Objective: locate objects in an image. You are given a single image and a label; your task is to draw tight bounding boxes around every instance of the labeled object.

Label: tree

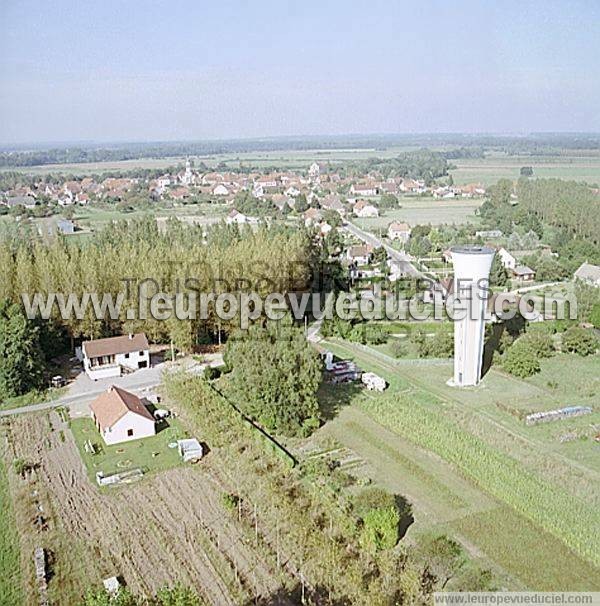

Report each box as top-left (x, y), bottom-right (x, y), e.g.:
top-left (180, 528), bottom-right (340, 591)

top-left (371, 246), bottom-right (387, 264)
top-left (0, 301), bottom-right (45, 398)
top-left (321, 209), bottom-right (342, 228)
top-left (520, 166), bottom-right (534, 177)
top-left (489, 255), bottom-right (508, 287)
top-left (488, 178), bottom-right (513, 207)
top-left (167, 317), bottom-right (196, 355)
top-left (224, 320), bottom-right (322, 436)
top-left (590, 303), bottom-right (600, 329)
top-left (561, 327), bottom-right (598, 356)
top-left (417, 534), bottom-right (467, 590)
top-left (294, 193), bottom-right (308, 213)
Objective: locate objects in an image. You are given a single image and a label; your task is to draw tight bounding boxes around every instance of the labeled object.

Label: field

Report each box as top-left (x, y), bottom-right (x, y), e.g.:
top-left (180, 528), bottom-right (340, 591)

top-left (354, 197), bottom-right (483, 230)
top-left (0, 454), bottom-right (22, 605)
top-left (450, 153), bottom-right (600, 186)
top-left (0, 146), bottom-right (422, 175)
top-left (318, 339), bottom-right (600, 589)
top-left (0, 410), bottom-right (291, 605)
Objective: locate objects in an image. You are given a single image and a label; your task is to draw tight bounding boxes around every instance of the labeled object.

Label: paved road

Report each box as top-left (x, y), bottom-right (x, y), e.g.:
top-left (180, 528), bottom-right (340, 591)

top-left (342, 220), bottom-right (425, 279)
top-left (0, 374), bottom-right (162, 418)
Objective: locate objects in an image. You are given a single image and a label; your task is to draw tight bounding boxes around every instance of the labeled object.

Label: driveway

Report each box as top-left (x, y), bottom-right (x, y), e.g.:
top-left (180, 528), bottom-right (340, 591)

top-left (66, 362), bottom-right (164, 396)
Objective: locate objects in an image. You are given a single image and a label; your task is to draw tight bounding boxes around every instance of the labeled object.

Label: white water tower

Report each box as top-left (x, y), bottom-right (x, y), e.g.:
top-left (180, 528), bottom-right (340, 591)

top-left (449, 246), bottom-right (495, 387)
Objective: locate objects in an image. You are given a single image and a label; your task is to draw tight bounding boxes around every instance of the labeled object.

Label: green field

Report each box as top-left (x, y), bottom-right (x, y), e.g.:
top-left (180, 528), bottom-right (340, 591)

top-left (70, 417), bottom-right (189, 483)
top-left (318, 339), bottom-right (600, 589)
top-left (354, 197), bottom-right (483, 230)
top-left (0, 457), bottom-right (22, 605)
top-left (451, 154), bottom-right (600, 186)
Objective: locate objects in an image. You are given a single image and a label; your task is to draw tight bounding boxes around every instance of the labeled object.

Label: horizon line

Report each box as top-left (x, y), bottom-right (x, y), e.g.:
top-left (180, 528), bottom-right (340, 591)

top-left (3, 131), bottom-right (600, 152)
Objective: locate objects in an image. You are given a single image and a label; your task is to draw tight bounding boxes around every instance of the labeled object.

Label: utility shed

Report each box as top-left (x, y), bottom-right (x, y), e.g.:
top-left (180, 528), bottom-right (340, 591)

top-left (177, 439), bottom-right (203, 462)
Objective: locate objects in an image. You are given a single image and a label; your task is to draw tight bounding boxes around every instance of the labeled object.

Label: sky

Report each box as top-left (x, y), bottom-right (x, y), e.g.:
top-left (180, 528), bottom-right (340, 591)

top-left (1, 0), bottom-right (599, 145)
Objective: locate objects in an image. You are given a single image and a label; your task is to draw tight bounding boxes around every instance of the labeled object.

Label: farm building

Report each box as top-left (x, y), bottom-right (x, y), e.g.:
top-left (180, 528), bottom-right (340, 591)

top-left (90, 385), bottom-right (156, 445)
top-left (511, 265), bottom-right (536, 281)
top-left (574, 262), bottom-right (600, 288)
top-left (81, 333), bottom-right (150, 380)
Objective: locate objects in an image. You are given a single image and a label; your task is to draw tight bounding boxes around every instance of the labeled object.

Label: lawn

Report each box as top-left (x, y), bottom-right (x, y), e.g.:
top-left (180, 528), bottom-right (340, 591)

top-left (70, 417), bottom-right (189, 483)
top-left (0, 456), bottom-right (22, 605)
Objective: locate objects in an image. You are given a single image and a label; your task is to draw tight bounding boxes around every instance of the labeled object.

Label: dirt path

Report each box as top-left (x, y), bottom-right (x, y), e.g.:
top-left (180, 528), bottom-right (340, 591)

top-left (2, 412), bottom-right (289, 605)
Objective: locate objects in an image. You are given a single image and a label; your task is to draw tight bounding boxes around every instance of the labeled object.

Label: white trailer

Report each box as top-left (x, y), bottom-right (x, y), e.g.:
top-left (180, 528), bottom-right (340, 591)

top-left (361, 372), bottom-right (387, 392)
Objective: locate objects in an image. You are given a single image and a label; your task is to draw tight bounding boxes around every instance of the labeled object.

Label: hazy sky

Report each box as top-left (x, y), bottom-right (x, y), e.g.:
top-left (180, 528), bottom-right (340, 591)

top-left (1, 0), bottom-right (599, 144)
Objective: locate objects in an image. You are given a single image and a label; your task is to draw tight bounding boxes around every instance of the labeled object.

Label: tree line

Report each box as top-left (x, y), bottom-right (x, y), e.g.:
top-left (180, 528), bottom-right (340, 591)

top-left (517, 178), bottom-right (600, 245)
top-left (0, 218), bottom-right (318, 398)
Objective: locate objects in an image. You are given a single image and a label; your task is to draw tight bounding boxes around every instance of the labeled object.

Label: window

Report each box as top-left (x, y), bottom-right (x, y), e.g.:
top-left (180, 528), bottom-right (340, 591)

top-left (124, 353), bottom-right (129, 359)
top-left (139, 351), bottom-right (144, 356)
top-left (127, 429), bottom-right (133, 437)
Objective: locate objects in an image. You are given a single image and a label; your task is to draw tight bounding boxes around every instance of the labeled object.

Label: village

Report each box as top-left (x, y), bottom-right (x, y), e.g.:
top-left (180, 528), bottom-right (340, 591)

top-left (2, 0), bottom-right (600, 601)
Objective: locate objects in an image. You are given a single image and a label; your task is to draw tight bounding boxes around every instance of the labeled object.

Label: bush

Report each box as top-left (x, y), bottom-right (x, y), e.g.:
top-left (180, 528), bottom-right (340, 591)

top-left (221, 493), bottom-right (240, 511)
top-left (561, 327), bottom-right (598, 356)
top-left (203, 366), bottom-right (221, 381)
top-left (391, 339), bottom-right (408, 358)
top-left (502, 341), bottom-right (541, 377)
top-left (353, 487), bottom-right (404, 552)
top-left (521, 331), bottom-right (555, 359)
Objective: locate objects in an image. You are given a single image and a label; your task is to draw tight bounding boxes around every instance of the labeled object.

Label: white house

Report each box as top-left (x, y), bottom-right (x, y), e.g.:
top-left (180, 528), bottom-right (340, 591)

top-left (226, 208), bottom-right (248, 225)
top-left (353, 200), bottom-right (379, 218)
top-left (347, 245), bottom-right (372, 266)
top-left (285, 185), bottom-right (301, 197)
top-left (387, 221), bottom-right (411, 243)
top-left (574, 262), bottom-right (600, 288)
top-left (399, 178), bottom-right (426, 193)
top-left (90, 385), bottom-right (156, 445)
top-left (212, 184), bottom-right (230, 196)
top-left (350, 183), bottom-right (378, 197)
top-left (497, 247), bottom-right (517, 270)
top-left (303, 207), bottom-right (322, 226)
top-left (81, 333), bottom-right (150, 380)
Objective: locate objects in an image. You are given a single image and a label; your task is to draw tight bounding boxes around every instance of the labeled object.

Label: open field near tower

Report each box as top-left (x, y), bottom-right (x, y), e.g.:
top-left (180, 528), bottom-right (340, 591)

top-left (318, 339), bottom-right (600, 590)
